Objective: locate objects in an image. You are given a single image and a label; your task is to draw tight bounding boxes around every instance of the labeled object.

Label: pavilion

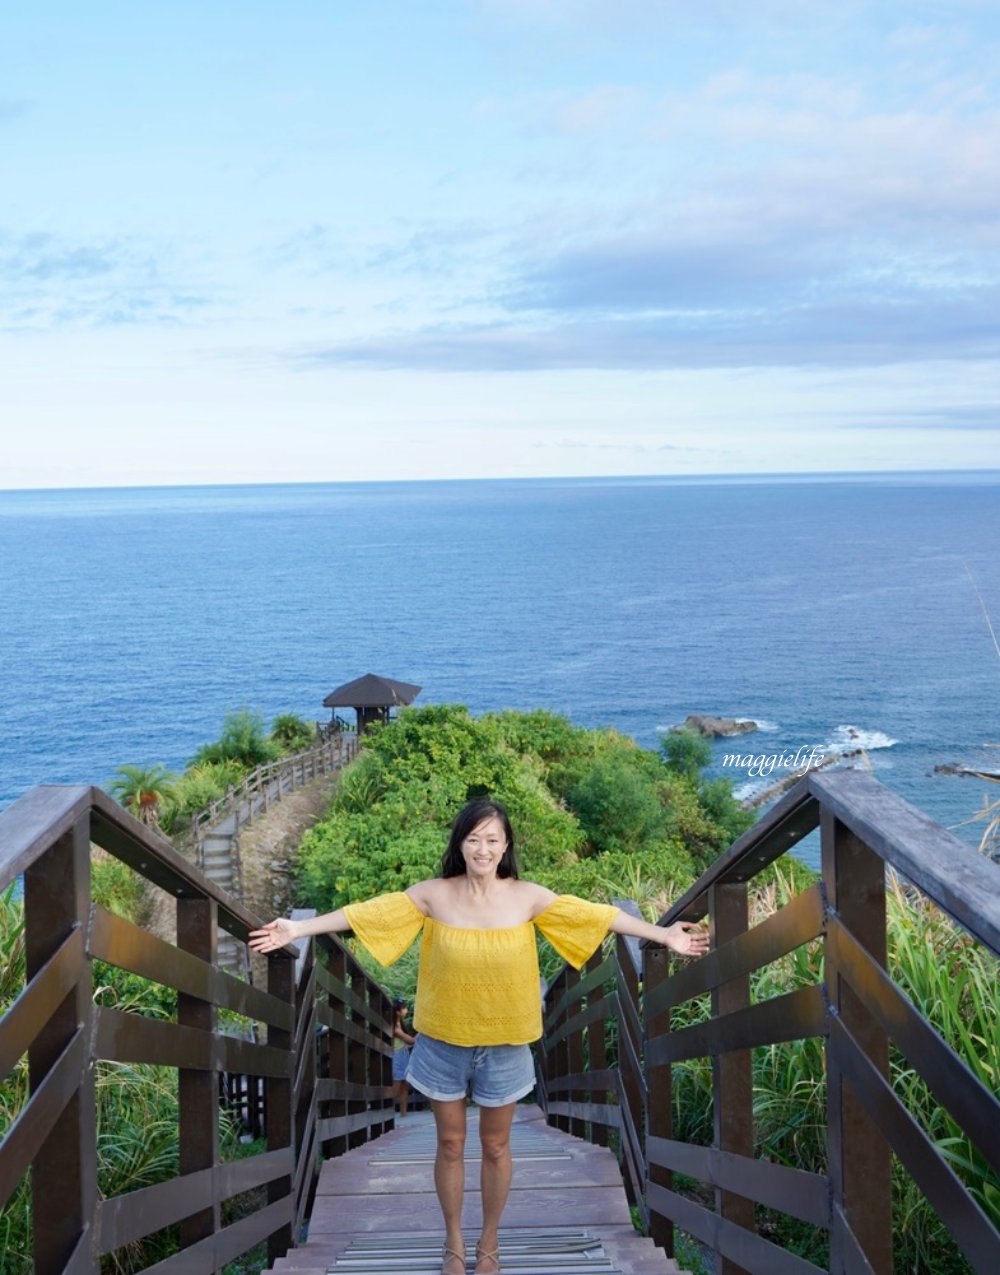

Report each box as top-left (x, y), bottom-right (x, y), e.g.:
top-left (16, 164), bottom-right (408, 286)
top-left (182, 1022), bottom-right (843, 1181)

top-left (322, 673), bottom-right (422, 736)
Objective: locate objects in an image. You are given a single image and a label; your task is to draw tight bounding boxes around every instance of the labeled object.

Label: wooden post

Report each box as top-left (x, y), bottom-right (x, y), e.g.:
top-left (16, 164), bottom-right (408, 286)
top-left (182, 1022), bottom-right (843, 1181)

top-left (565, 966), bottom-right (585, 1139)
top-left (822, 809), bottom-right (892, 1275)
top-left (266, 951), bottom-right (296, 1264)
top-left (325, 945), bottom-right (349, 1158)
top-left (24, 814), bottom-right (97, 1275)
top-left (347, 967), bottom-right (367, 1149)
top-left (586, 951), bottom-right (610, 1147)
top-left (709, 881), bottom-right (754, 1275)
top-left (616, 932), bottom-right (645, 1217)
top-left (177, 895), bottom-right (220, 1249)
top-left (370, 988), bottom-right (392, 1136)
top-left (644, 945), bottom-right (674, 1257)
top-left (539, 981), bottom-right (553, 1124)
top-left (553, 973), bottom-right (571, 1134)
top-left (294, 936), bottom-right (316, 1210)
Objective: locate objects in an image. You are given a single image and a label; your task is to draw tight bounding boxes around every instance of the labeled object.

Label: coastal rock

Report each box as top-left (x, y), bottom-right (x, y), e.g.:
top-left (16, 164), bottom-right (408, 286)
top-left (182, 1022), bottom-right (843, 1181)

top-left (681, 714), bottom-right (759, 738)
top-left (934, 762), bottom-right (1000, 780)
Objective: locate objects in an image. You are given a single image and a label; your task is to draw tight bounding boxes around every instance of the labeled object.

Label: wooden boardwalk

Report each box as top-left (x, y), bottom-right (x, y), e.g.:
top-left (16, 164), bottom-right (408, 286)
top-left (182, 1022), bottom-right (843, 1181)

top-left (266, 1105), bottom-right (686, 1274)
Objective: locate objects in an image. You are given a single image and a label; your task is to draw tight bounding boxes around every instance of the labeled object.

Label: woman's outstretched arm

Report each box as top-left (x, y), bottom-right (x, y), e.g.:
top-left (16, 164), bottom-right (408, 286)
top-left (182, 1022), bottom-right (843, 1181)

top-left (249, 883), bottom-right (433, 956)
top-left (248, 909), bottom-right (351, 953)
top-left (610, 909), bottom-right (709, 957)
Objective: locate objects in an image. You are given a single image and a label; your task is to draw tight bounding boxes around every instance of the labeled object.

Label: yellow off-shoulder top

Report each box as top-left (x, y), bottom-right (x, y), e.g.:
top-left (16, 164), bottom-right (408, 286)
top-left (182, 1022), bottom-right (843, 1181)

top-left (342, 892), bottom-right (618, 1046)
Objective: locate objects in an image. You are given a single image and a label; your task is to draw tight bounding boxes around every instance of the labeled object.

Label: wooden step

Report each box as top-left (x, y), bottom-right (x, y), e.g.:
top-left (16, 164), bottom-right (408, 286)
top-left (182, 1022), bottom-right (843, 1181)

top-left (285, 1226), bottom-right (682, 1273)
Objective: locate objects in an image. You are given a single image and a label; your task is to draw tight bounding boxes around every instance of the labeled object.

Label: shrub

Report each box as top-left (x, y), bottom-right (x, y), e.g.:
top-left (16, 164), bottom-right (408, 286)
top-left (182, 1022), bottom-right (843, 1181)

top-left (660, 728), bottom-right (713, 779)
top-left (160, 761), bottom-right (245, 833)
top-left (270, 712), bottom-right (316, 754)
top-left (566, 755), bottom-right (668, 856)
top-left (190, 707), bottom-right (280, 770)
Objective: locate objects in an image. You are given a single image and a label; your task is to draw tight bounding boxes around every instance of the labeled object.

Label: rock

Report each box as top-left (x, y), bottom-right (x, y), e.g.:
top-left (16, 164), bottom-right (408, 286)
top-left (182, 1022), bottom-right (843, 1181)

top-left (680, 714), bottom-right (759, 738)
top-left (934, 763), bottom-right (1000, 780)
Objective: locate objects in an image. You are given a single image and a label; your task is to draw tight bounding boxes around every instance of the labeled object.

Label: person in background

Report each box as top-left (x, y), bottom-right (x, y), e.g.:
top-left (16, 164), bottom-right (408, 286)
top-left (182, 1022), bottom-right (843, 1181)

top-left (250, 797), bottom-right (708, 1275)
top-left (391, 996), bottom-right (416, 1116)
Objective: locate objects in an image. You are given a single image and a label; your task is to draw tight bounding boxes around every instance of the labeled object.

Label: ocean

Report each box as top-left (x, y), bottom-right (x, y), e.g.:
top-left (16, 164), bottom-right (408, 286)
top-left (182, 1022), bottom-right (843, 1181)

top-left (2, 473), bottom-right (999, 871)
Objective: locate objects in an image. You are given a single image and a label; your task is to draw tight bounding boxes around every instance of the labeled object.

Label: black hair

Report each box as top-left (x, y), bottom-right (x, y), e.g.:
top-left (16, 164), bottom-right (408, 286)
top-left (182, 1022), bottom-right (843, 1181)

top-left (439, 798), bottom-right (519, 880)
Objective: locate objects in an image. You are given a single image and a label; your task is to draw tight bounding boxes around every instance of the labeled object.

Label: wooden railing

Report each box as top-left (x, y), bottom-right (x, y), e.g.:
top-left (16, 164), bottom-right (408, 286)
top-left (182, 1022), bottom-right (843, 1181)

top-left (538, 768), bottom-right (1000, 1275)
top-left (0, 784), bottom-right (392, 1275)
top-left (190, 734), bottom-right (358, 866)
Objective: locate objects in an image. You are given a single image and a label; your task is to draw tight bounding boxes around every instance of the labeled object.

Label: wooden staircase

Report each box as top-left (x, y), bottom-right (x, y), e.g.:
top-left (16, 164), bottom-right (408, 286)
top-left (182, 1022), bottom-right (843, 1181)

top-left (265, 1106), bottom-right (688, 1275)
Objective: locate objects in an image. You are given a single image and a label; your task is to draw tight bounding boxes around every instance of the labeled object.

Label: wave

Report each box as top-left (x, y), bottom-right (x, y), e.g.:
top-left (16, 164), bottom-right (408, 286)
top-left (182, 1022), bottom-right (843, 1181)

top-left (828, 725), bottom-right (899, 752)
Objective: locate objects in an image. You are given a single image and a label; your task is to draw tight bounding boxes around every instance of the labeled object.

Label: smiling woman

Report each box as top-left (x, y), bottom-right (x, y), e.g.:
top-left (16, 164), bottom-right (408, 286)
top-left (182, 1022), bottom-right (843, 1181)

top-left (250, 796), bottom-right (708, 1275)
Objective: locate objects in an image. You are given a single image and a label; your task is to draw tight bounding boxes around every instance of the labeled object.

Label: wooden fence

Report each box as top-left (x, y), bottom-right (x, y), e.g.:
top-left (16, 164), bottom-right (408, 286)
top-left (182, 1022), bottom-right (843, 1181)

top-left (538, 767), bottom-right (1000, 1275)
top-left (0, 784), bottom-right (391, 1275)
top-left (5, 765), bottom-right (999, 1274)
top-left (191, 734), bottom-right (359, 867)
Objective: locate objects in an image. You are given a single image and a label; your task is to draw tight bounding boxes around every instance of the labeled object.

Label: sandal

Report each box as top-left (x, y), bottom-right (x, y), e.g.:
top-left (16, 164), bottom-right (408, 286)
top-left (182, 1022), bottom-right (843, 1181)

top-left (442, 1243), bottom-right (466, 1274)
top-left (474, 1242), bottom-right (501, 1274)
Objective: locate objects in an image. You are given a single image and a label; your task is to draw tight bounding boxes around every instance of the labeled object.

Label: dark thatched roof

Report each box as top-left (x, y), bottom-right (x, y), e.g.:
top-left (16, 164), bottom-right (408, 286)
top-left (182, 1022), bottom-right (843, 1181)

top-left (323, 674), bottom-right (422, 709)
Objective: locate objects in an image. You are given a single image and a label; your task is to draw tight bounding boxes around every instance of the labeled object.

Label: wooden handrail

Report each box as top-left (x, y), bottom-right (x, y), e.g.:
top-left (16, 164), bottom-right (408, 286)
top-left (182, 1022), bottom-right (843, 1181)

top-left (538, 768), bottom-right (1000, 1275)
top-left (189, 735), bottom-right (359, 853)
top-left (655, 769), bottom-right (1000, 952)
top-left (0, 782), bottom-right (394, 1275)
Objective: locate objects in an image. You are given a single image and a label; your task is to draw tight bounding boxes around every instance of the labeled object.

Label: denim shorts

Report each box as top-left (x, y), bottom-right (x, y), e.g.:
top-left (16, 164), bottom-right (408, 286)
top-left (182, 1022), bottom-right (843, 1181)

top-left (406, 1033), bottom-right (535, 1107)
top-left (391, 1046), bottom-right (411, 1081)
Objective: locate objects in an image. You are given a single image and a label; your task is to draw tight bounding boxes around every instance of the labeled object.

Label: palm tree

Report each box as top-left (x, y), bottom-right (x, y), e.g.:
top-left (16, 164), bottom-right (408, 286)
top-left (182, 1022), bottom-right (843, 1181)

top-left (109, 763), bottom-right (177, 830)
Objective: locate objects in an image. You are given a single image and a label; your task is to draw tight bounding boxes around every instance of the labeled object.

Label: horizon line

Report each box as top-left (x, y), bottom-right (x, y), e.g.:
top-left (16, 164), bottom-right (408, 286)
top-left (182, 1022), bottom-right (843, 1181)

top-left (4, 465), bottom-right (1000, 497)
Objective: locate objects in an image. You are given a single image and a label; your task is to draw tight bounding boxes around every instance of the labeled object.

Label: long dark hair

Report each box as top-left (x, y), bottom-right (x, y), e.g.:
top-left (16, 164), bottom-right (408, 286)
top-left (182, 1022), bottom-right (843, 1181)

top-left (439, 798), bottom-right (519, 879)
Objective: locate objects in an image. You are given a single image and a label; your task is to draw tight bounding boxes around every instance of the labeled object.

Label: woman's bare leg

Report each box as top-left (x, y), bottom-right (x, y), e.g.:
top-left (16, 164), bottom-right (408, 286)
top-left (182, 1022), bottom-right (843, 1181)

top-left (431, 1098), bottom-right (467, 1274)
top-left (475, 1102), bottom-right (516, 1273)
top-left (393, 1080), bottom-right (409, 1116)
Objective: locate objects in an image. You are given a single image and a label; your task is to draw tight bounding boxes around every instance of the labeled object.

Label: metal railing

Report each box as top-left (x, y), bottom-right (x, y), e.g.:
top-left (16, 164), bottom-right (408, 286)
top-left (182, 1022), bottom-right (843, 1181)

top-left (0, 784), bottom-right (392, 1275)
top-left (538, 768), bottom-right (1000, 1275)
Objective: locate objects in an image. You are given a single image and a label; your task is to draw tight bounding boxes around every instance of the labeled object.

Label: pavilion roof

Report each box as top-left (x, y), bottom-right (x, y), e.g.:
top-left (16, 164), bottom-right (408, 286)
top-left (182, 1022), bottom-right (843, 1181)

top-left (323, 673), bottom-right (422, 709)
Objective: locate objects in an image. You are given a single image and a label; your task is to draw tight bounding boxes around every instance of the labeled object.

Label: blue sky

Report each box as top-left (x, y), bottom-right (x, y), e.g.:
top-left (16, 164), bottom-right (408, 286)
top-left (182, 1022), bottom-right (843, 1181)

top-left (2, 1), bottom-right (999, 486)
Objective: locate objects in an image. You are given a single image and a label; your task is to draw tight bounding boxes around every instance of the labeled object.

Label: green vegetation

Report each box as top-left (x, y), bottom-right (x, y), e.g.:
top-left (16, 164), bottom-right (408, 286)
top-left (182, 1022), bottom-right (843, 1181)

top-left (0, 845), bottom-right (275, 1273)
top-left (108, 762), bottom-right (177, 829)
top-left (190, 707), bottom-right (281, 770)
top-left (0, 864), bottom-right (243, 1274)
top-left (296, 706), bottom-right (751, 988)
top-left (296, 704), bottom-right (997, 1273)
top-left (108, 707), bottom-right (321, 836)
top-left (7, 703), bottom-right (995, 1275)
top-left (270, 711), bottom-right (319, 753)
top-left (667, 868), bottom-right (999, 1274)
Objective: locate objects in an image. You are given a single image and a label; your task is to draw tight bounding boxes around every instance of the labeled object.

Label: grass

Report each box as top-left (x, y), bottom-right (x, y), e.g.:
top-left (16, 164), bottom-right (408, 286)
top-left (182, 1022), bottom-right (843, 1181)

top-left (0, 868), bottom-right (265, 1275)
top-left (658, 866), bottom-right (999, 1275)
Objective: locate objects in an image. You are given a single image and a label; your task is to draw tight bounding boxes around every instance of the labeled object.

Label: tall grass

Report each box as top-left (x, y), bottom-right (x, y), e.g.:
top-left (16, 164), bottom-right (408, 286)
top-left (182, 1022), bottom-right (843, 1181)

top-left (656, 864), bottom-right (1000, 1274)
top-left (0, 870), bottom-right (245, 1274)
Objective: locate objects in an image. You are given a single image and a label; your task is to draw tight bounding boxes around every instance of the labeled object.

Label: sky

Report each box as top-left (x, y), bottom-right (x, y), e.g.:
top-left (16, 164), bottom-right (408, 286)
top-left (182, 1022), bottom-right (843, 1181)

top-left (2, 0), bottom-right (999, 487)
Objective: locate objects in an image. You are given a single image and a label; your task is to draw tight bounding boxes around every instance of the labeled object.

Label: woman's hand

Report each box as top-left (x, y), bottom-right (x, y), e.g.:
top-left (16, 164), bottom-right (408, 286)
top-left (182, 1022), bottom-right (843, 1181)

top-left (248, 917), bottom-right (299, 953)
top-left (610, 908), bottom-right (710, 957)
top-left (659, 921), bottom-right (710, 957)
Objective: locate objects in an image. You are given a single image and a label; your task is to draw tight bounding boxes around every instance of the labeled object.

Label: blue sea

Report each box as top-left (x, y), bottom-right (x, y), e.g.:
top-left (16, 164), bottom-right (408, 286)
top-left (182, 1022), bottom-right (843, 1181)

top-left (2, 473), bottom-right (999, 871)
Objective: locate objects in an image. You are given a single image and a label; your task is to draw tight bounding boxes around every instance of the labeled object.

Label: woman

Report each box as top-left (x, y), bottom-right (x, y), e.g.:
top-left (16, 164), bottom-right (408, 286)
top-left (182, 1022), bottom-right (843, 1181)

top-left (391, 997), bottom-right (416, 1116)
top-left (250, 798), bottom-right (708, 1275)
